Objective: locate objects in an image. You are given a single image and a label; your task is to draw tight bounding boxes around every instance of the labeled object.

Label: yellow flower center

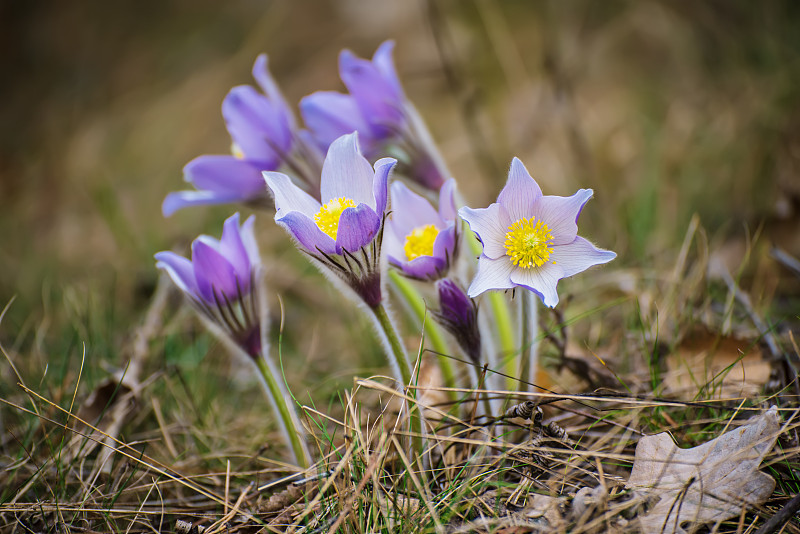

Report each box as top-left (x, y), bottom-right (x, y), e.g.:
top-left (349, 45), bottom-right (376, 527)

top-left (504, 217), bottom-right (554, 268)
top-left (403, 224), bottom-right (439, 261)
top-left (314, 197), bottom-right (357, 240)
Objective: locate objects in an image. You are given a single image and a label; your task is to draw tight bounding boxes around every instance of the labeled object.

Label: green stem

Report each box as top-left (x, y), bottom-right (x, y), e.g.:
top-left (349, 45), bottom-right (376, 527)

top-left (518, 289), bottom-right (539, 392)
top-left (369, 301), bottom-right (425, 460)
top-left (388, 270), bottom-right (456, 390)
top-left (254, 355), bottom-right (311, 469)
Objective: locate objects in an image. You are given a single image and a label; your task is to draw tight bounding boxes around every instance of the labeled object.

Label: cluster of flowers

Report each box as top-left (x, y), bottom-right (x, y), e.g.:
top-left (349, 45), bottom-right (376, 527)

top-left (155, 41), bottom-right (615, 467)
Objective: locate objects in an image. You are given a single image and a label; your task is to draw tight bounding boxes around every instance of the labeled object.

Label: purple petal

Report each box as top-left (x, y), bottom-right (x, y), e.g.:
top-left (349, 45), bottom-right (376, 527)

top-left (263, 171), bottom-right (321, 219)
top-left (251, 53), bottom-right (295, 129)
top-left (277, 211), bottom-right (337, 255)
top-left (438, 178), bottom-right (457, 222)
top-left (155, 251), bottom-right (199, 297)
top-left (300, 91), bottom-right (370, 150)
top-left (390, 181), bottom-right (441, 238)
top-left (219, 213), bottom-right (253, 284)
top-left (183, 155), bottom-right (267, 197)
top-left (397, 254), bottom-right (444, 280)
top-left (191, 239), bottom-right (240, 303)
top-left (162, 190), bottom-right (244, 217)
top-left (335, 204), bottom-right (381, 253)
top-left (550, 236), bottom-right (616, 278)
top-left (497, 157), bottom-right (543, 223)
top-left (238, 214), bottom-right (260, 263)
top-left (467, 255), bottom-right (516, 298)
top-left (223, 86), bottom-right (290, 165)
top-left (373, 157), bottom-right (396, 216)
top-left (432, 224), bottom-right (456, 262)
top-left (458, 204), bottom-right (508, 260)
top-left (509, 262), bottom-right (564, 308)
top-left (530, 189), bottom-right (593, 245)
top-left (371, 41), bottom-right (404, 99)
top-left (320, 133), bottom-right (374, 207)
top-left (339, 48), bottom-right (405, 137)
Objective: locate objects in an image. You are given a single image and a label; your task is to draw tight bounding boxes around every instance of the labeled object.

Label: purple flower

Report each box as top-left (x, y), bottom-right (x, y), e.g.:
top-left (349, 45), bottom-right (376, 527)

top-left (155, 213), bottom-right (263, 358)
top-left (458, 158), bottom-right (616, 307)
top-left (164, 55), bottom-right (319, 217)
top-left (433, 278), bottom-right (482, 365)
top-left (264, 132), bottom-right (396, 307)
top-left (384, 179), bottom-right (458, 281)
top-left (300, 41), bottom-right (447, 191)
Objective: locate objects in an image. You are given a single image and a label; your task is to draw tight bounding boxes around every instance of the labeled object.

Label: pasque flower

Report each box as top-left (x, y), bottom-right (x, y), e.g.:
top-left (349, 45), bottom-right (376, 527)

top-left (155, 212), bottom-right (263, 357)
top-left (459, 158), bottom-right (616, 307)
top-left (300, 41), bottom-right (447, 191)
top-left (164, 55), bottom-right (321, 216)
top-left (264, 132), bottom-right (396, 308)
top-left (385, 179), bottom-right (458, 281)
top-left (433, 278), bottom-right (482, 365)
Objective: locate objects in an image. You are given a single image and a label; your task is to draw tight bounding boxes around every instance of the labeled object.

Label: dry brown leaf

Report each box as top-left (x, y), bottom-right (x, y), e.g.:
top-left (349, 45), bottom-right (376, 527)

top-left (664, 328), bottom-right (771, 397)
top-left (626, 406), bottom-right (779, 534)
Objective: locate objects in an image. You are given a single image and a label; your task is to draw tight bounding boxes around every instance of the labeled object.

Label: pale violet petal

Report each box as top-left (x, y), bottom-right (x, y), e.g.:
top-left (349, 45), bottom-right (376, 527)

top-left (531, 189), bottom-right (593, 245)
top-left (467, 255), bottom-right (516, 298)
top-left (320, 133), bottom-right (374, 207)
top-left (162, 190), bottom-right (242, 217)
top-left (335, 204), bottom-right (381, 253)
top-left (509, 262), bottom-right (564, 308)
top-left (277, 211), bottom-right (337, 255)
top-left (373, 157), bottom-right (396, 216)
top-left (263, 171), bottom-right (321, 219)
top-left (238, 215), bottom-right (260, 265)
top-left (390, 180), bottom-right (441, 238)
top-left (497, 157), bottom-right (543, 223)
top-left (191, 239), bottom-right (239, 303)
top-left (550, 236), bottom-right (616, 278)
top-left (438, 178), bottom-right (457, 222)
top-left (458, 204), bottom-right (507, 260)
top-left (154, 251), bottom-right (198, 297)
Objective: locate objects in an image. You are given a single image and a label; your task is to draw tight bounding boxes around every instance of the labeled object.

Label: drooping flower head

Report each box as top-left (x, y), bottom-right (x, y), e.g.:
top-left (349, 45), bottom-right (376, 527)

top-left (264, 132), bottom-right (396, 308)
top-left (300, 41), bottom-right (447, 191)
top-left (458, 158), bottom-right (616, 307)
top-left (433, 278), bottom-right (482, 365)
top-left (385, 179), bottom-right (459, 281)
top-left (155, 213), bottom-right (264, 358)
top-left (164, 55), bottom-right (322, 217)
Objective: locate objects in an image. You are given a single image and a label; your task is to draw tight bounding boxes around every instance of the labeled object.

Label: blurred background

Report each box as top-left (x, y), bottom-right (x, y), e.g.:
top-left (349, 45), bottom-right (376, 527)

top-left (2, 0), bottom-right (800, 401)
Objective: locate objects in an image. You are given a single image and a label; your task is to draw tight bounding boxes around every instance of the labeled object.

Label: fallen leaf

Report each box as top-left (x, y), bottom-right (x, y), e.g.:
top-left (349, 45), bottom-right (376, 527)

top-left (664, 328), bottom-right (771, 397)
top-left (626, 406), bottom-right (779, 534)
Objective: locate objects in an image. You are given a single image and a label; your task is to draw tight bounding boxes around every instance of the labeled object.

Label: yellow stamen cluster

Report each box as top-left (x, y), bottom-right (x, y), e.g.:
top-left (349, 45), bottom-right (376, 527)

top-left (504, 217), bottom-right (554, 268)
top-left (403, 224), bottom-right (439, 261)
top-left (314, 197), bottom-right (357, 240)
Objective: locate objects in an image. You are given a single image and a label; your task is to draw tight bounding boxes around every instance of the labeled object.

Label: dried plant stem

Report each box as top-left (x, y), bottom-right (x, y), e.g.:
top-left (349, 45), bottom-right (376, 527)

top-left (253, 354), bottom-right (311, 469)
top-left (518, 289), bottom-right (539, 391)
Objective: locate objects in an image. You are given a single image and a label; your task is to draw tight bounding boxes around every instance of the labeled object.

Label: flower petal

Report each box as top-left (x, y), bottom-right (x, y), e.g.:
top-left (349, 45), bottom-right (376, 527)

top-left (458, 203), bottom-right (508, 259)
top-left (531, 189), bottom-right (593, 245)
top-left (154, 251), bottom-right (199, 297)
top-left (432, 224), bottom-right (456, 262)
top-left (191, 238), bottom-right (240, 303)
top-left (438, 178), bottom-right (458, 222)
top-left (390, 181), bottom-right (441, 238)
top-left (373, 157), bottom-right (396, 216)
top-left (396, 254), bottom-right (444, 280)
top-left (300, 91), bottom-right (370, 151)
top-left (372, 41), bottom-right (404, 99)
top-left (218, 213), bottom-right (253, 286)
top-left (320, 133), bottom-right (375, 207)
top-left (183, 155), bottom-right (267, 196)
top-left (162, 190), bottom-right (244, 217)
top-left (509, 262), bottom-right (564, 308)
top-left (467, 255), bottom-right (516, 298)
top-left (277, 211), bottom-right (337, 255)
top-left (550, 236), bottom-right (616, 278)
top-left (497, 157), bottom-right (543, 223)
top-left (263, 171), bottom-right (321, 219)
top-left (335, 204), bottom-right (380, 253)
top-left (238, 214), bottom-right (260, 263)
top-left (251, 53), bottom-right (295, 129)
top-left (223, 85), bottom-right (289, 165)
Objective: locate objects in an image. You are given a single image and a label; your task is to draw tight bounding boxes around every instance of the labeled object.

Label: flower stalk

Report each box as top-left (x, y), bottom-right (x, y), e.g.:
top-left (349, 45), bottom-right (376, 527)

top-left (519, 289), bottom-right (539, 392)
